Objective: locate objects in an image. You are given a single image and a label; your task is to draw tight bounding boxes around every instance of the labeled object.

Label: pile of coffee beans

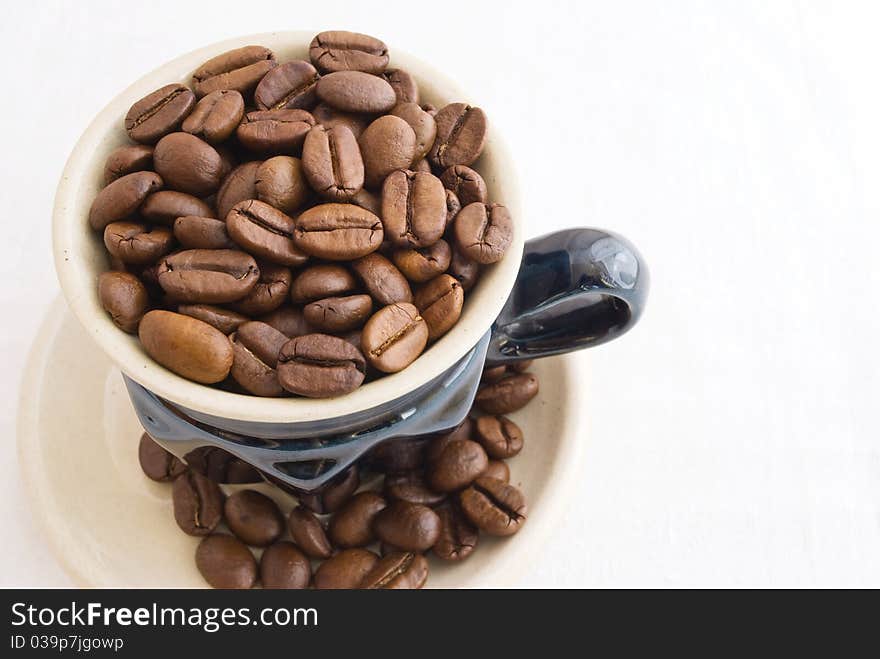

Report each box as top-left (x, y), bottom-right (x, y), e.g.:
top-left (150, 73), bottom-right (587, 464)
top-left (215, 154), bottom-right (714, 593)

top-left (92, 30), bottom-right (513, 398)
top-left (139, 360), bottom-right (538, 588)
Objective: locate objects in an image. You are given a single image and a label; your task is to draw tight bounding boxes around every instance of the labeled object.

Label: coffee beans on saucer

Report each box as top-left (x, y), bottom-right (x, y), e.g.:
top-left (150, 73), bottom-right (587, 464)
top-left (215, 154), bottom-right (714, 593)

top-left (90, 30), bottom-right (513, 399)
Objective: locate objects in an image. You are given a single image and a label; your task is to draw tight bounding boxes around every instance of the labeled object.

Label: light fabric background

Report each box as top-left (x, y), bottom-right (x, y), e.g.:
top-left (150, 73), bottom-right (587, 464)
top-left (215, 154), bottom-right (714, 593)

top-left (2, 0), bottom-right (878, 587)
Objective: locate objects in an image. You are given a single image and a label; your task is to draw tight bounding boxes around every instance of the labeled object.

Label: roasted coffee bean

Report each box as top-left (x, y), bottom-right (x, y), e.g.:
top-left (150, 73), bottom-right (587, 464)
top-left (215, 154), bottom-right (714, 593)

top-left (298, 466), bottom-right (360, 514)
top-left (172, 470), bottom-right (224, 536)
top-left (183, 447), bottom-right (260, 484)
top-left (157, 249), bottom-right (259, 304)
top-left (141, 190), bottom-right (214, 225)
top-left (260, 541), bottom-right (311, 589)
top-left (125, 84), bottom-right (196, 144)
top-left (422, 103), bottom-right (438, 116)
top-left (433, 503), bottom-right (478, 561)
top-left (361, 303), bottom-right (428, 373)
top-left (302, 125), bottom-right (364, 201)
top-left (177, 304), bottom-right (249, 335)
top-left (453, 202), bottom-right (513, 264)
top-left (290, 264), bottom-right (357, 303)
top-left (359, 551), bottom-right (428, 589)
top-left (509, 359), bottom-right (534, 373)
top-left (314, 548), bottom-right (379, 589)
top-left (384, 471), bottom-right (446, 507)
top-left (484, 459), bottom-right (510, 483)
top-left (370, 437), bottom-right (430, 474)
top-left (255, 156), bottom-right (310, 215)
top-left (475, 372), bottom-right (539, 414)
top-left (304, 294), bottom-right (372, 333)
top-left (474, 415), bottom-right (523, 459)
top-left (382, 69), bottom-right (419, 104)
top-left (226, 200), bottom-right (308, 267)
top-left (181, 89), bottom-right (244, 144)
top-left (328, 492), bottom-right (387, 548)
top-left (481, 364), bottom-right (508, 383)
top-left (230, 321), bottom-right (288, 396)
top-left (351, 253), bottom-right (412, 305)
top-left (195, 534), bottom-right (257, 589)
top-left (444, 189), bottom-right (461, 229)
top-left (236, 109), bottom-right (315, 154)
top-left (277, 333), bottom-right (366, 398)
top-left (98, 271), bottom-right (149, 333)
top-left (413, 274), bottom-right (464, 341)
top-left (230, 262), bottom-right (292, 316)
top-left (216, 161), bottom-right (261, 220)
top-left (459, 476), bottom-right (527, 536)
top-left (138, 432), bottom-right (186, 482)
top-left (309, 31), bottom-right (389, 75)
top-left (392, 239), bottom-right (451, 283)
top-left (153, 132), bottom-right (224, 196)
top-left (103, 222), bottom-right (174, 265)
top-left (428, 439), bottom-right (488, 493)
top-left (382, 170), bottom-right (446, 248)
top-left (429, 103), bottom-right (488, 168)
top-left (215, 142), bottom-right (237, 180)
top-left (373, 501), bottom-right (441, 552)
top-left (174, 215), bottom-right (234, 249)
top-left (426, 418), bottom-right (474, 463)
top-left (359, 115), bottom-right (416, 189)
top-left (287, 507), bottom-right (333, 559)
top-left (316, 71), bottom-right (396, 114)
top-left (390, 103), bottom-right (436, 161)
top-left (448, 246), bottom-right (480, 291)
top-left (349, 187), bottom-right (382, 216)
top-left (224, 490), bottom-right (284, 547)
top-left (412, 158), bottom-right (432, 174)
top-left (259, 306), bottom-right (311, 337)
top-left (294, 203), bottom-right (383, 260)
top-left (103, 144), bottom-right (153, 183)
top-left (139, 310), bottom-right (234, 383)
top-left (88, 171), bottom-right (163, 231)
top-left (440, 165), bottom-right (487, 205)
top-left (311, 102), bottom-right (370, 139)
top-left (192, 45), bottom-right (276, 98)
top-left (255, 60), bottom-right (320, 111)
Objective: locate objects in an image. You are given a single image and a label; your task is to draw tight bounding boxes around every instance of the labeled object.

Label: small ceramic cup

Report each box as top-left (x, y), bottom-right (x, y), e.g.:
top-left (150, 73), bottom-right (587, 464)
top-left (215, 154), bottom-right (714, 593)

top-left (52, 32), bottom-right (648, 493)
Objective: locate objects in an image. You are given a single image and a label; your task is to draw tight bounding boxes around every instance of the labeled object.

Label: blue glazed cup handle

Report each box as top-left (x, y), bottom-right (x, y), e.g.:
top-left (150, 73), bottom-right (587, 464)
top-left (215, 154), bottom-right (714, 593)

top-left (486, 228), bottom-right (649, 364)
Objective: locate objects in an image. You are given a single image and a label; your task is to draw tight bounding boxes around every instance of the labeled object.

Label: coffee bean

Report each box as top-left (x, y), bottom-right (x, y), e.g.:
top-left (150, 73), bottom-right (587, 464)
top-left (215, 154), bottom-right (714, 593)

top-left (482, 364), bottom-right (508, 383)
top-left (475, 372), bottom-right (539, 414)
top-left (361, 303), bottom-right (428, 373)
top-left (328, 491), bottom-right (387, 548)
top-left (103, 144), bottom-right (153, 183)
top-left (195, 534), bottom-right (257, 589)
top-left (413, 274), bottom-right (464, 341)
top-left (483, 459), bottom-right (510, 483)
top-left (304, 294), bottom-right (373, 333)
top-left (258, 306), bottom-right (312, 337)
top-left (139, 310), bottom-right (234, 383)
top-left (351, 253), bottom-right (412, 306)
top-left (230, 321), bottom-right (288, 396)
top-left (98, 271), bottom-right (149, 333)
top-left (215, 143), bottom-right (237, 180)
top-left (359, 551), bottom-right (428, 589)
top-left (138, 432), bottom-right (186, 482)
top-left (157, 249), bottom-right (259, 304)
top-left (277, 333), bottom-right (366, 398)
top-left (448, 246), bottom-right (481, 291)
top-left (428, 439), bottom-right (488, 493)
top-left (182, 89), bottom-right (244, 144)
top-left (359, 115), bottom-right (416, 189)
top-left (444, 189), bottom-right (461, 229)
top-left (255, 156), bottom-right (310, 215)
top-left (226, 199), bottom-right (308, 267)
top-left (141, 190), bottom-right (214, 225)
top-left (294, 203), bottom-right (383, 260)
top-left (287, 507), bottom-right (333, 559)
top-left (392, 239), bottom-right (451, 283)
top-left (216, 161), bottom-right (261, 219)
top-left (302, 124), bottom-right (364, 201)
top-left (369, 437), bottom-right (430, 474)
top-left (125, 83), bottom-right (196, 144)
top-left (426, 418), bottom-right (474, 463)
top-left (412, 158), bottom-right (432, 173)
top-left (172, 470), bottom-right (224, 536)
top-left (311, 103), bottom-right (370, 139)
top-left (236, 109), bottom-right (315, 154)
top-left (382, 69), bottom-right (419, 104)
top-left (440, 165), bottom-right (487, 205)
top-left (290, 264), bottom-right (357, 303)
top-left (183, 447), bottom-right (260, 485)
top-left (453, 202), bottom-right (513, 264)
top-left (88, 171), bottom-right (163, 231)
top-left (255, 60), bottom-right (320, 111)
top-left (260, 541), bottom-right (311, 589)
top-left (349, 187), bottom-right (382, 216)
top-left (224, 490), bottom-right (284, 547)
top-left (509, 359), bottom-right (534, 373)
top-left (381, 170), bottom-right (446, 248)
top-left (153, 132), bottom-right (224, 196)
top-left (103, 222), bottom-right (174, 265)
top-left (230, 262), bottom-right (292, 316)
top-left (316, 71), bottom-right (397, 114)
top-left (390, 102), bottom-right (436, 161)
top-left (372, 501), bottom-right (440, 552)
top-left (177, 304), bottom-right (249, 335)
top-left (314, 548), bottom-right (379, 589)
top-left (433, 503), bottom-right (478, 561)
top-left (384, 471), bottom-right (446, 507)
top-left (422, 103), bottom-right (438, 116)
top-left (429, 103), bottom-right (488, 168)
top-left (309, 31), bottom-right (389, 74)
top-left (474, 415), bottom-right (523, 459)
top-left (192, 45), bottom-right (276, 98)
top-left (459, 476), bottom-right (527, 537)
top-left (298, 466), bottom-right (360, 514)
top-left (173, 215), bottom-right (234, 250)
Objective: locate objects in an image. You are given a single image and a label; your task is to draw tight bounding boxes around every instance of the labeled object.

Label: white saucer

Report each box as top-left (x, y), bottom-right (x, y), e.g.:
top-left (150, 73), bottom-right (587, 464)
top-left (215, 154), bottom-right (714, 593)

top-left (18, 298), bottom-right (589, 588)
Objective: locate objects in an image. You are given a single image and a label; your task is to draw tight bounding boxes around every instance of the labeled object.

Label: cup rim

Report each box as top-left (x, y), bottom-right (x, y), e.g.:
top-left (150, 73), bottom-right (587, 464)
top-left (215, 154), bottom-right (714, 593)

top-left (52, 30), bottom-right (524, 424)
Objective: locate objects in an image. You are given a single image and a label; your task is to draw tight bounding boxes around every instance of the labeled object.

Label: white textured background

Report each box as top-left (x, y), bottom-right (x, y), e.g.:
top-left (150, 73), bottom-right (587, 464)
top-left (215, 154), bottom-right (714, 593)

top-left (2, 0), bottom-right (879, 587)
